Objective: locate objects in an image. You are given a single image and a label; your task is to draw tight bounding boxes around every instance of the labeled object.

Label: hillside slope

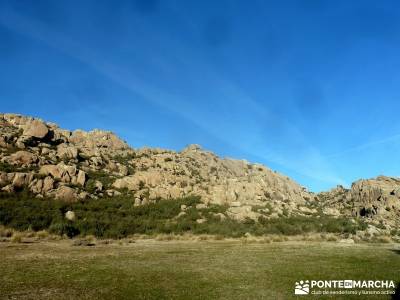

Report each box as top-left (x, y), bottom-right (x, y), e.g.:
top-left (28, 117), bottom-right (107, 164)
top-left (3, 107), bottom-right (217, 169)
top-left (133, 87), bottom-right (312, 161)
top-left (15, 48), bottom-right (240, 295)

top-left (0, 113), bottom-right (399, 234)
top-left (0, 113), bottom-right (315, 221)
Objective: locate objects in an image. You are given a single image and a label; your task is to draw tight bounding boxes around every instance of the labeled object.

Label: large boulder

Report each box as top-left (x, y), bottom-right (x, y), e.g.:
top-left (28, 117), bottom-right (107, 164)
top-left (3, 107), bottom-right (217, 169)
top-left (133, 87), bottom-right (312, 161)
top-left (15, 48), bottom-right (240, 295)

top-left (7, 150), bottom-right (38, 165)
top-left (112, 175), bottom-right (139, 191)
top-left (56, 144), bottom-right (79, 160)
top-left (40, 165), bottom-right (64, 179)
top-left (12, 173), bottom-right (34, 189)
top-left (113, 172), bottom-right (165, 191)
top-left (23, 119), bottom-right (48, 139)
top-left (40, 163), bottom-right (79, 184)
top-left (53, 186), bottom-right (78, 202)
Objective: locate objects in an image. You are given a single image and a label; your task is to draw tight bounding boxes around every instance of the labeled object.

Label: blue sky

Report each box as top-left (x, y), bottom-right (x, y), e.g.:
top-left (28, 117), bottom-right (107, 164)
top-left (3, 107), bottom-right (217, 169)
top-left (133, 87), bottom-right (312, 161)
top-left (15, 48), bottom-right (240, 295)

top-left (1, 0), bottom-right (400, 192)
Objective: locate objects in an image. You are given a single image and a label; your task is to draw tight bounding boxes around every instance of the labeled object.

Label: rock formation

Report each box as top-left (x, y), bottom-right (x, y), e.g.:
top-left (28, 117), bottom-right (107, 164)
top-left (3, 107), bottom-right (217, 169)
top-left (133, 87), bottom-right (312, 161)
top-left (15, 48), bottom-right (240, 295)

top-left (318, 176), bottom-right (400, 228)
top-left (0, 113), bottom-right (399, 229)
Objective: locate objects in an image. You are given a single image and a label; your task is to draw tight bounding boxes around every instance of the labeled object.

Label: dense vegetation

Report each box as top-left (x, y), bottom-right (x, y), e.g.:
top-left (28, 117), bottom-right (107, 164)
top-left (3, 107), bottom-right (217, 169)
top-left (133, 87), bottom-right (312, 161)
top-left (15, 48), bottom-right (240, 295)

top-left (0, 190), bottom-right (367, 238)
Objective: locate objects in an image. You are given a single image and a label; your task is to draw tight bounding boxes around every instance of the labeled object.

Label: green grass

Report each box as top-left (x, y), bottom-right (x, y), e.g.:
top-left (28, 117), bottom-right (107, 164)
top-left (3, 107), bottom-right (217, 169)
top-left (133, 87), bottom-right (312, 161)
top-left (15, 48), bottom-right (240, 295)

top-left (0, 241), bottom-right (398, 299)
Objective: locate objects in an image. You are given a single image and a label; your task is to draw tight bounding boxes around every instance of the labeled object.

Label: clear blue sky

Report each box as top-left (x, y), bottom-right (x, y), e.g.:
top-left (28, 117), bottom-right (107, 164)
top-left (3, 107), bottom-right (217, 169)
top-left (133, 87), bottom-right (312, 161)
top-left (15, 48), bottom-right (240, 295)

top-left (1, 0), bottom-right (400, 192)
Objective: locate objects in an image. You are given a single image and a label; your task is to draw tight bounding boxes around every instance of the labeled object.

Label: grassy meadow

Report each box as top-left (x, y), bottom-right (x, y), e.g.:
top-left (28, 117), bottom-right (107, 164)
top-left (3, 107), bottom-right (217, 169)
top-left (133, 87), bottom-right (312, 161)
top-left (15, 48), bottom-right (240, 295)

top-left (0, 240), bottom-right (399, 300)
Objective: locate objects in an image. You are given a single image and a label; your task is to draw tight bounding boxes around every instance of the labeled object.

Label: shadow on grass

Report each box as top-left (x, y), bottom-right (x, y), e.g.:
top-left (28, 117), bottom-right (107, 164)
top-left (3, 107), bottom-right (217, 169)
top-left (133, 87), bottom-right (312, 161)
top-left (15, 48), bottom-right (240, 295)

top-left (390, 249), bottom-right (400, 255)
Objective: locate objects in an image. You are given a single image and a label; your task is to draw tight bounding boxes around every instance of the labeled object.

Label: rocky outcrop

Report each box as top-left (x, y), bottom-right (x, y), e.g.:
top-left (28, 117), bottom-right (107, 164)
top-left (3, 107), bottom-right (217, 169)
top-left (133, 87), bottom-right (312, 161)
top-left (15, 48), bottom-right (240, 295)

top-left (1, 113), bottom-right (399, 228)
top-left (318, 176), bottom-right (400, 227)
top-left (0, 113), bottom-right (313, 217)
top-left (110, 146), bottom-right (311, 214)
top-left (349, 176), bottom-right (400, 216)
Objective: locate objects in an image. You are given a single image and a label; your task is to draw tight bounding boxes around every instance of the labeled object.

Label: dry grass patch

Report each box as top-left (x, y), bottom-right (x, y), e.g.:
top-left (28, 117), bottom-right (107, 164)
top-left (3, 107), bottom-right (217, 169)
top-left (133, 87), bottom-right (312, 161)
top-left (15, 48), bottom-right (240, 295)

top-left (10, 232), bottom-right (22, 243)
top-left (374, 235), bottom-right (392, 243)
top-left (36, 230), bottom-right (49, 239)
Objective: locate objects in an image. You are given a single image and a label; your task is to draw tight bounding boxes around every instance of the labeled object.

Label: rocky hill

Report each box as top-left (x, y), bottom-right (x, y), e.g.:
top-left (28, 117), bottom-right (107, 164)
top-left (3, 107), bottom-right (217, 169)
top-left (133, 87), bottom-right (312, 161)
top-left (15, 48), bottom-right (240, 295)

top-left (0, 113), bottom-right (399, 234)
top-left (318, 176), bottom-right (400, 228)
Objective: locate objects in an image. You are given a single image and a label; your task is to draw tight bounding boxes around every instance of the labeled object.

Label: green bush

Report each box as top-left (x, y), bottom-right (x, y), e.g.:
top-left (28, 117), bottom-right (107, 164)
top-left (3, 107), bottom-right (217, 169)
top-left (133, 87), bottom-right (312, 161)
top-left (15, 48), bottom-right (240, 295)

top-left (0, 162), bottom-right (15, 173)
top-left (49, 222), bottom-right (80, 238)
top-left (85, 170), bottom-right (114, 192)
top-left (0, 190), bottom-right (56, 231)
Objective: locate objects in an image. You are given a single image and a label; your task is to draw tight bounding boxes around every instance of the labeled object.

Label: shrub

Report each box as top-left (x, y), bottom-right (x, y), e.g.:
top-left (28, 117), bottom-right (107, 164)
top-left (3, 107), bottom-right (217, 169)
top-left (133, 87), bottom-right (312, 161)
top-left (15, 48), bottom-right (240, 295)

top-left (272, 235), bottom-right (284, 242)
top-left (85, 170), bottom-right (114, 192)
top-left (0, 161), bottom-right (38, 173)
top-left (113, 153), bottom-right (136, 165)
top-left (0, 162), bottom-right (16, 173)
top-left (49, 222), bottom-right (80, 238)
top-left (11, 233), bottom-right (22, 243)
top-left (327, 235), bottom-right (338, 242)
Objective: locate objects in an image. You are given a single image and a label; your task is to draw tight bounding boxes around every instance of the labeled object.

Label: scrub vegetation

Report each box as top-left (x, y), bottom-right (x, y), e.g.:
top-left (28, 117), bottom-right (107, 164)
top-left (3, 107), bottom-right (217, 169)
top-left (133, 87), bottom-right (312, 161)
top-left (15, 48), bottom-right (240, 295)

top-left (0, 190), bottom-right (367, 239)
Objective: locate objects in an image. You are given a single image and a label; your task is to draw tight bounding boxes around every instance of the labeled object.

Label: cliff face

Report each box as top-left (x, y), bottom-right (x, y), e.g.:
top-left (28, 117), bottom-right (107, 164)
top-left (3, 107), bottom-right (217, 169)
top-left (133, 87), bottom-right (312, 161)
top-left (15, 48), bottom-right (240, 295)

top-left (1, 113), bottom-right (399, 228)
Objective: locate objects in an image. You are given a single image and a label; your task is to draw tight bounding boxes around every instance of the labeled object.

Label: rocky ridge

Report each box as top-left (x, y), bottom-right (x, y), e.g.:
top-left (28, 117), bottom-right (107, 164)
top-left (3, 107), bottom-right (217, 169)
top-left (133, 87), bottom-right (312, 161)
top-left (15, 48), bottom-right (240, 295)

top-left (0, 113), bottom-right (399, 231)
